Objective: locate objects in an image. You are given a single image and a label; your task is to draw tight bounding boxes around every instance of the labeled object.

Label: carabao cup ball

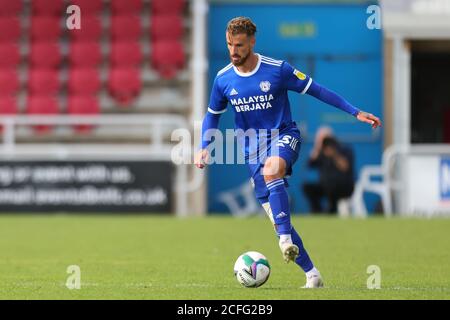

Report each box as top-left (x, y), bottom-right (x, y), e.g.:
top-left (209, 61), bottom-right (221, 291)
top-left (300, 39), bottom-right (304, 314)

top-left (233, 251), bottom-right (271, 288)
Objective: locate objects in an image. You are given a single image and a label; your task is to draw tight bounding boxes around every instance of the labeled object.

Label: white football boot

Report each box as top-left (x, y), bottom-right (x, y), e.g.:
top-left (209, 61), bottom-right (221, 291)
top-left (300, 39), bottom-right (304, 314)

top-left (302, 272), bottom-right (324, 288)
top-left (279, 240), bottom-right (299, 263)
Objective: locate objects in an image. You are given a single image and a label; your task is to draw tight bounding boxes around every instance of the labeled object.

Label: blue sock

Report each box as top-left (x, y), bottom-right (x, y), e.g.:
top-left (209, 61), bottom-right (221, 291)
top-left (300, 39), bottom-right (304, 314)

top-left (266, 178), bottom-right (291, 235)
top-left (291, 226), bottom-right (314, 272)
top-left (259, 195), bottom-right (315, 273)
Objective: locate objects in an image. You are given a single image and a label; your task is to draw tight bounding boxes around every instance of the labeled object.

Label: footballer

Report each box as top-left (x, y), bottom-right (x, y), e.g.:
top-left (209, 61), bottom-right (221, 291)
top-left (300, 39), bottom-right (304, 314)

top-left (194, 17), bottom-right (381, 288)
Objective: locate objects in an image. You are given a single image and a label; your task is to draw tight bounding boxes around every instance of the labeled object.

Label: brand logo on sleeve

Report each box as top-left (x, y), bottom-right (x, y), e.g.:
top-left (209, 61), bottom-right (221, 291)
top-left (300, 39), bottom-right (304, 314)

top-left (293, 69), bottom-right (306, 80)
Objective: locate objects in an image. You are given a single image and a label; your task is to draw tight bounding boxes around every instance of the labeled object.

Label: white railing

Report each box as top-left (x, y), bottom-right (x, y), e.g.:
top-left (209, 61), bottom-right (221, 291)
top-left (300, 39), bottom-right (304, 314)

top-left (0, 114), bottom-right (186, 151)
top-left (0, 114), bottom-right (201, 216)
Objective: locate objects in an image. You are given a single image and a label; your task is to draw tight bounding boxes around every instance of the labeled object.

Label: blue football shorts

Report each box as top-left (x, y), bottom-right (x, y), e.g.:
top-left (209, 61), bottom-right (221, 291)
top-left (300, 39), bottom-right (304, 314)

top-left (246, 123), bottom-right (302, 201)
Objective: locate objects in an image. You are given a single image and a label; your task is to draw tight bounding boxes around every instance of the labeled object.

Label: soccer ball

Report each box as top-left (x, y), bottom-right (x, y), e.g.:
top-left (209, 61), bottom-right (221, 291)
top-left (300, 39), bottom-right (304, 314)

top-left (233, 251), bottom-right (271, 288)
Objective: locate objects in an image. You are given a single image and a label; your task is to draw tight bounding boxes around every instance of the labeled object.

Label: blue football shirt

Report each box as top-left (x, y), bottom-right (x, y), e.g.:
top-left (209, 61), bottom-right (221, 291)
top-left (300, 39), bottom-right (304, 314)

top-left (208, 53), bottom-right (311, 157)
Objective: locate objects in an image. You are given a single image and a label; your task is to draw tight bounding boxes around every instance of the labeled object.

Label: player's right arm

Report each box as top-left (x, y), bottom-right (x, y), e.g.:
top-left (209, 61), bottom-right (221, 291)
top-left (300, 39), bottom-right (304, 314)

top-left (195, 76), bottom-right (228, 169)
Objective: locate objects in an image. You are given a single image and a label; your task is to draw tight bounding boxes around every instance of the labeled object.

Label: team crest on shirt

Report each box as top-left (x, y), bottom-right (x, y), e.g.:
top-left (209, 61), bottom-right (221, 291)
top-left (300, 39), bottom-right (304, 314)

top-left (293, 69), bottom-right (306, 80)
top-left (259, 81), bottom-right (271, 92)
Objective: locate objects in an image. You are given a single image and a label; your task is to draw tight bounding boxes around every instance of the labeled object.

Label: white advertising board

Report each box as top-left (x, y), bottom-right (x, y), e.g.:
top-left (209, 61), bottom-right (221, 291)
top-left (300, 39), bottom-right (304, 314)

top-left (406, 155), bottom-right (450, 216)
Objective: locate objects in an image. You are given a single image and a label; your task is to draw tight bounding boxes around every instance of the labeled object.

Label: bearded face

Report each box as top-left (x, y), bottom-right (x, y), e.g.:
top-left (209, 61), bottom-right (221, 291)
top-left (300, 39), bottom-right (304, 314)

top-left (226, 32), bottom-right (255, 66)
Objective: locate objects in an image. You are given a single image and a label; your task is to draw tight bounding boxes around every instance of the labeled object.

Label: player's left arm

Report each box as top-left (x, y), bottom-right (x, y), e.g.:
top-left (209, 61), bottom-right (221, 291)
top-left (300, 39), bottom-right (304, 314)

top-left (281, 62), bottom-right (382, 129)
top-left (355, 110), bottom-right (382, 129)
top-left (307, 81), bottom-right (382, 129)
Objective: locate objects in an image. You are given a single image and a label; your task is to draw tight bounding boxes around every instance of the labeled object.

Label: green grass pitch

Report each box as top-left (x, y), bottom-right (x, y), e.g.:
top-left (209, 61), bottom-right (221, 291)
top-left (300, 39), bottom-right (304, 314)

top-left (0, 214), bottom-right (449, 300)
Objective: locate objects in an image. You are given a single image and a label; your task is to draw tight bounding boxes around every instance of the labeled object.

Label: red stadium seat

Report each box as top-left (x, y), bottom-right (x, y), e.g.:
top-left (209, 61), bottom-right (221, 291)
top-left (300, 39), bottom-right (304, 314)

top-left (0, 96), bottom-right (17, 114)
top-left (0, 0), bottom-right (23, 16)
top-left (69, 42), bottom-right (102, 67)
top-left (0, 69), bottom-right (19, 96)
top-left (69, 16), bottom-right (102, 42)
top-left (0, 43), bottom-right (20, 68)
top-left (68, 68), bottom-right (101, 95)
top-left (108, 68), bottom-right (141, 105)
top-left (151, 40), bottom-right (185, 79)
top-left (31, 16), bottom-right (61, 42)
top-left (30, 42), bottom-right (61, 68)
top-left (68, 95), bottom-right (100, 133)
top-left (111, 15), bottom-right (141, 41)
top-left (151, 0), bottom-right (185, 15)
top-left (70, 0), bottom-right (103, 15)
top-left (150, 14), bottom-right (183, 41)
top-left (0, 96), bottom-right (18, 132)
top-left (111, 0), bottom-right (143, 15)
top-left (27, 96), bottom-right (60, 133)
top-left (110, 42), bottom-right (142, 67)
top-left (32, 0), bottom-right (64, 16)
top-left (29, 69), bottom-right (60, 95)
top-left (0, 18), bottom-right (21, 42)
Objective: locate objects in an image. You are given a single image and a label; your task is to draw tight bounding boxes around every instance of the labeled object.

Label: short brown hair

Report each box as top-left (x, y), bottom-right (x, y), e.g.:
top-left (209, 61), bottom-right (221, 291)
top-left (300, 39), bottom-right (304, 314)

top-left (226, 17), bottom-right (257, 37)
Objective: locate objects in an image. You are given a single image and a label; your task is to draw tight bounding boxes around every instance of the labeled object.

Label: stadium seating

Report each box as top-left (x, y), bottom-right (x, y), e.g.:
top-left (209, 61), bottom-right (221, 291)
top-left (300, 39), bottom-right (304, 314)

top-left (68, 69), bottom-right (101, 95)
top-left (68, 96), bottom-right (100, 115)
top-left (0, 17), bottom-right (21, 42)
top-left (0, 0), bottom-right (189, 137)
top-left (30, 42), bottom-right (61, 68)
top-left (29, 69), bottom-right (60, 95)
top-left (68, 96), bottom-right (100, 133)
top-left (151, 40), bottom-right (185, 79)
top-left (70, 0), bottom-right (103, 15)
top-left (150, 14), bottom-right (183, 41)
top-left (111, 15), bottom-right (142, 41)
top-left (108, 68), bottom-right (142, 105)
top-left (0, 96), bottom-right (17, 114)
top-left (27, 96), bottom-right (60, 133)
top-left (0, 0), bottom-right (23, 16)
top-left (27, 96), bottom-right (59, 114)
top-left (69, 16), bottom-right (102, 42)
top-left (151, 0), bottom-right (185, 15)
top-left (111, 0), bottom-right (143, 15)
top-left (32, 0), bottom-right (64, 16)
top-left (110, 42), bottom-right (142, 67)
top-left (0, 44), bottom-right (20, 68)
top-left (0, 69), bottom-right (19, 96)
top-left (30, 16), bottom-right (61, 42)
top-left (69, 42), bottom-right (102, 67)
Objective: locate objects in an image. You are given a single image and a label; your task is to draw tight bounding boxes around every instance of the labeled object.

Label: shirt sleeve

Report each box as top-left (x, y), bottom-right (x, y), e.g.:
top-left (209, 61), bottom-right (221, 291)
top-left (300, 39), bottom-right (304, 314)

top-left (208, 76), bottom-right (228, 114)
top-left (280, 61), bottom-right (313, 94)
top-left (307, 81), bottom-right (360, 117)
top-left (200, 112), bottom-right (221, 149)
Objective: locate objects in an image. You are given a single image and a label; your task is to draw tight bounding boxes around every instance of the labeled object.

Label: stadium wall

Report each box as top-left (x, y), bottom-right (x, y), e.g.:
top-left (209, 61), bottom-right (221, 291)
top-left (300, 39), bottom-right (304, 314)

top-left (206, 1), bottom-right (383, 214)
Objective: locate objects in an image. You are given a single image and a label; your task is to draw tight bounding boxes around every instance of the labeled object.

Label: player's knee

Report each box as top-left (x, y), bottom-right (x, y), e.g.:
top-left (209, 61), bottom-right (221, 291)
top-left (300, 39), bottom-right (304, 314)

top-left (263, 157), bottom-right (286, 182)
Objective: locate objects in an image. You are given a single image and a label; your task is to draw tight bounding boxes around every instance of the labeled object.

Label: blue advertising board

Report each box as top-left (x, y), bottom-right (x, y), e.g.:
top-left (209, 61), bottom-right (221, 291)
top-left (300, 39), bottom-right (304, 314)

top-left (207, 3), bottom-right (383, 214)
top-left (440, 158), bottom-right (450, 201)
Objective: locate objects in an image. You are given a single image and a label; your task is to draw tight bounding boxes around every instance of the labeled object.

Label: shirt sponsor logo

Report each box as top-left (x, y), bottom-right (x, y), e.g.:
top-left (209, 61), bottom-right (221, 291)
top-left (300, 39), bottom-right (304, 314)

top-left (230, 94), bottom-right (274, 112)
